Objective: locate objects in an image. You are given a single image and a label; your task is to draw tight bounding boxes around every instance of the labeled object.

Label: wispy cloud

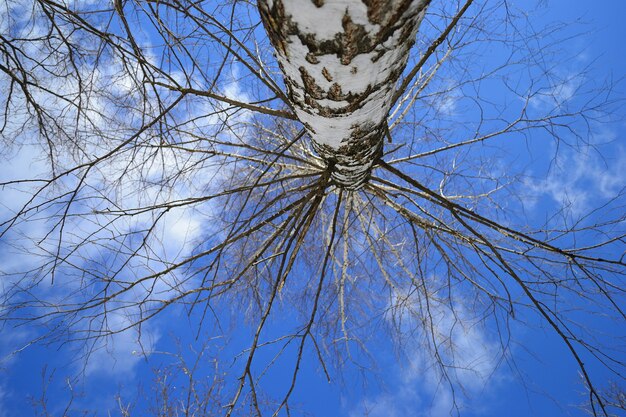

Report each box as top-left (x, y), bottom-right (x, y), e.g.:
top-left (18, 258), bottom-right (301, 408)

top-left (528, 70), bottom-right (584, 111)
top-left (524, 143), bottom-right (625, 217)
top-left (350, 286), bottom-right (501, 417)
top-left (433, 81), bottom-right (462, 116)
top-left (82, 313), bottom-right (160, 377)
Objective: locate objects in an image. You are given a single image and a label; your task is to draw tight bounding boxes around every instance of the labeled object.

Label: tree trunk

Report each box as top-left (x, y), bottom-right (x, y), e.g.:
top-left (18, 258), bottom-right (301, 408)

top-left (258, 0), bottom-right (430, 189)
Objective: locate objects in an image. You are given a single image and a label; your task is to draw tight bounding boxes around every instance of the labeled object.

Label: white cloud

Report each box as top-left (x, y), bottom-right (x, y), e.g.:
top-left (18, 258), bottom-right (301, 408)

top-left (0, 0), bottom-right (257, 397)
top-left (0, 59), bottom-right (218, 383)
top-left (434, 87), bottom-right (461, 116)
top-left (351, 286), bottom-right (501, 417)
top-left (83, 312), bottom-right (159, 377)
top-left (528, 71), bottom-right (584, 111)
top-left (525, 144), bottom-right (625, 217)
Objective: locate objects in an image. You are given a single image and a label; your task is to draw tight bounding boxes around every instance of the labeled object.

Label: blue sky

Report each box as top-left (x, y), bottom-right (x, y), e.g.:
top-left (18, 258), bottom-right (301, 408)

top-left (0, 0), bottom-right (625, 416)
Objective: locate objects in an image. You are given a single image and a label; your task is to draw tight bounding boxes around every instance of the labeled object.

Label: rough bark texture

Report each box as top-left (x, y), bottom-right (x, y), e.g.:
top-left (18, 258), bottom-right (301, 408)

top-left (258, 0), bottom-right (430, 189)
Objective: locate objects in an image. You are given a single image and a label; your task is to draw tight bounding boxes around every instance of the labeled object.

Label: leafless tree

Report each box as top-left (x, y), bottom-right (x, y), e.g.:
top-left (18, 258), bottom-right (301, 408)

top-left (0, 0), bottom-right (624, 416)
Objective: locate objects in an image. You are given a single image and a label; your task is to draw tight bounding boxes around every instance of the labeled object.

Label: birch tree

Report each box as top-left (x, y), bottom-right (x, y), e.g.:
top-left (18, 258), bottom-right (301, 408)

top-left (0, 0), bottom-right (624, 416)
top-left (257, 0), bottom-right (429, 188)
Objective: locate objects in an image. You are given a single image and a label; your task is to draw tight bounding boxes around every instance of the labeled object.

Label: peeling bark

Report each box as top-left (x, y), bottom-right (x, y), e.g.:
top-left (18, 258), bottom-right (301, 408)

top-left (259, 0), bottom-right (430, 188)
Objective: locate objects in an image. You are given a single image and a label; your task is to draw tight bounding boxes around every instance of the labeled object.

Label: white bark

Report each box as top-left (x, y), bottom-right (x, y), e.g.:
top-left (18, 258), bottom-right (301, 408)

top-left (259, 0), bottom-right (430, 188)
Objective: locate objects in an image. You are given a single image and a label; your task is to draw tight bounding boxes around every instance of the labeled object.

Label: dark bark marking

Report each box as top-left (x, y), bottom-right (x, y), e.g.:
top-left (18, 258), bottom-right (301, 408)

top-left (327, 83), bottom-right (344, 101)
top-left (299, 66), bottom-right (324, 100)
top-left (321, 67), bottom-right (333, 82)
top-left (305, 52), bottom-right (319, 64)
top-left (312, 121), bottom-right (384, 188)
top-left (340, 12), bottom-right (372, 65)
top-left (361, 0), bottom-right (395, 25)
top-left (258, 0), bottom-right (288, 56)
